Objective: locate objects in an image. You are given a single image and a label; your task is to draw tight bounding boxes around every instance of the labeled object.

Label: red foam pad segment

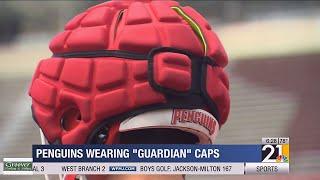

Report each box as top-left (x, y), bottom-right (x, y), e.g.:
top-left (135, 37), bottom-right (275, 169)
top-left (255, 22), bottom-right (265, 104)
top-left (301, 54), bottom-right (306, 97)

top-left (94, 89), bottom-right (129, 120)
top-left (95, 59), bottom-right (126, 90)
top-left (125, 2), bottom-right (152, 25)
top-left (165, 24), bottom-right (204, 56)
top-left (81, 7), bottom-right (114, 27)
top-left (60, 58), bottom-right (93, 90)
top-left (49, 31), bottom-right (71, 53)
top-left (30, 79), bottom-right (57, 107)
top-left (39, 58), bottom-right (64, 79)
top-left (67, 26), bottom-right (109, 51)
top-left (205, 66), bottom-right (230, 125)
top-left (154, 52), bottom-right (192, 92)
top-left (151, 1), bottom-right (181, 22)
top-left (118, 24), bottom-right (161, 53)
top-left (64, 12), bottom-right (87, 30)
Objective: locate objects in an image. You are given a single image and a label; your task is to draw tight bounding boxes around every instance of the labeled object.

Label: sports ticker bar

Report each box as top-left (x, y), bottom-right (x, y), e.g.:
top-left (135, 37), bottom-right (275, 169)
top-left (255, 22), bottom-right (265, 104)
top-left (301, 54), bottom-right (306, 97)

top-left (2, 137), bottom-right (289, 175)
top-left (1, 162), bottom-right (289, 175)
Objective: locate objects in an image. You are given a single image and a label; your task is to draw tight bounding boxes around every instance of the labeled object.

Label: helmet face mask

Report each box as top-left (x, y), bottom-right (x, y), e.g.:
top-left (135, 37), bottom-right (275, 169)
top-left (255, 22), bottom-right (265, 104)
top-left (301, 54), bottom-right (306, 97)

top-left (30, 0), bottom-right (229, 146)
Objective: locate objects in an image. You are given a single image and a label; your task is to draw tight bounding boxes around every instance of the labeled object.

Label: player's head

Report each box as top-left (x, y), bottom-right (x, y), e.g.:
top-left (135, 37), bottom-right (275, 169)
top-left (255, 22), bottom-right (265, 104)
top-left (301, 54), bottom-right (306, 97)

top-left (29, 0), bottom-right (229, 145)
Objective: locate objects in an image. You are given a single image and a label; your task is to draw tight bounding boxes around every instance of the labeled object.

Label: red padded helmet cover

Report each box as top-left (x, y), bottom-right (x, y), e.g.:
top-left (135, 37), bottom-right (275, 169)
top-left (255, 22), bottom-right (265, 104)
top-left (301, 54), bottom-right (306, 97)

top-left (29, 0), bottom-right (229, 144)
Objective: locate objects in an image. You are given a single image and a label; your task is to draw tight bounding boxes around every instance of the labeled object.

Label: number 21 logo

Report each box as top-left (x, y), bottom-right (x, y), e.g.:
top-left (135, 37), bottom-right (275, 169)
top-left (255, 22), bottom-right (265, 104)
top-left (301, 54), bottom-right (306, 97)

top-left (262, 145), bottom-right (283, 162)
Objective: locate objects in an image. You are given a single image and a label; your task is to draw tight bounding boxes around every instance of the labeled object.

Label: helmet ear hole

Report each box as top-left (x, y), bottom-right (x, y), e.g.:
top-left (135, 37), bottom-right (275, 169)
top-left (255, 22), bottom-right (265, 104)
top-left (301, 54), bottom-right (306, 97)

top-left (61, 107), bottom-right (82, 131)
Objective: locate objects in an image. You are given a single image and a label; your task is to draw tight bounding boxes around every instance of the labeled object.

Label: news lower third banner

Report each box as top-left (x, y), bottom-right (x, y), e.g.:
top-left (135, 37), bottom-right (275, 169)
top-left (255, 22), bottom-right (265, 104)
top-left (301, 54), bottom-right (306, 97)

top-left (2, 138), bottom-right (290, 175)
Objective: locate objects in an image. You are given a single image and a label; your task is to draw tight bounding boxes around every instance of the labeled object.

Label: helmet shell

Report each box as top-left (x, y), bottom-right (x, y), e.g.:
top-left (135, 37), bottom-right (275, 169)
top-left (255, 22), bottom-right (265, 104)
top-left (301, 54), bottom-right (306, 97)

top-left (29, 0), bottom-right (229, 144)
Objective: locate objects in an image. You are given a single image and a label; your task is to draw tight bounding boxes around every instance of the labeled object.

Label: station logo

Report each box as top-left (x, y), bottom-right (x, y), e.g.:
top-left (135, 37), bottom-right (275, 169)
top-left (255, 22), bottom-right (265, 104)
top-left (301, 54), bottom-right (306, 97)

top-left (261, 144), bottom-right (289, 163)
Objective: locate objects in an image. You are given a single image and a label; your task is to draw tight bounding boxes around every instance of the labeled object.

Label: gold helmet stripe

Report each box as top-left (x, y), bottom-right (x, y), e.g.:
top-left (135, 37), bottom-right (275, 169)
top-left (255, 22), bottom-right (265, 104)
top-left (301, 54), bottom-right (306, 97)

top-left (172, 6), bottom-right (208, 55)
